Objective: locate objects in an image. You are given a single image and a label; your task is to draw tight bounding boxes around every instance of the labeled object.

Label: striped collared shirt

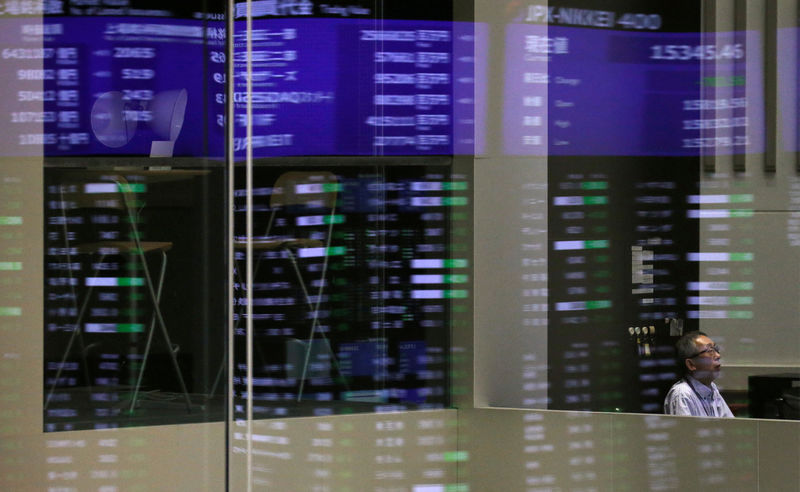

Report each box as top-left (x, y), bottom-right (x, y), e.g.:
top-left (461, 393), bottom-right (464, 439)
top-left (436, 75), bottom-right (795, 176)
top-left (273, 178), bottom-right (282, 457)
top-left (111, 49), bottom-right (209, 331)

top-left (664, 375), bottom-right (734, 417)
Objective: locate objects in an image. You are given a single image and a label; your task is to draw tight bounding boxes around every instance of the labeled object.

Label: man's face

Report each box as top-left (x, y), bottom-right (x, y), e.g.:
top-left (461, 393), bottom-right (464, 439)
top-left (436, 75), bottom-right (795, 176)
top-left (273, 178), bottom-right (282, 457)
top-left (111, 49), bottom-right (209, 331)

top-left (688, 335), bottom-right (721, 385)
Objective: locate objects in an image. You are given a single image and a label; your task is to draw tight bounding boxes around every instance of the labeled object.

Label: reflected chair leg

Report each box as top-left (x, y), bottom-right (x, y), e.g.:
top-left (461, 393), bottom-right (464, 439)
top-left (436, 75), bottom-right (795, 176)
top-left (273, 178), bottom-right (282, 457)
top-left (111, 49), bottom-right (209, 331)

top-left (252, 208), bottom-right (276, 279)
top-left (46, 192), bottom-right (94, 409)
top-left (120, 181), bottom-right (193, 412)
top-left (215, 242), bottom-right (278, 400)
top-left (288, 209), bottom-right (349, 401)
top-left (209, 260), bottom-right (246, 398)
top-left (209, 263), bottom-right (246, 399)
top-left (45, 295), bottom-right (89, 409)
top-left (44, 254), bottom-right (102, 409)
top-left (136, 243), bottom-right (193, 412)
top-left (287, 249), bottom-right (313, 401)
top-left (209, 351), bottom-right (226, 398)
top-left (128, 250), bottom-right (167, 413)
top-left (58, 187), bottom-right (93, 401)
top-left (208, 258), bottom-right (245, 398)
top-left (209, 260), bottom-right (251, 398)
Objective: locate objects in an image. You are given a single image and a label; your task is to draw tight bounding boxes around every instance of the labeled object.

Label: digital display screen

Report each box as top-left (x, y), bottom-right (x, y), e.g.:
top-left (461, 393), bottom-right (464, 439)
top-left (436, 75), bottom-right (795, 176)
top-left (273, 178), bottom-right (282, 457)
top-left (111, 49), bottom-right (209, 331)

top-left (232, 18), bottom-right (484, 157)
top-left (478, 1), bottom-right (780, 416)
top-left (43, 168), bottom-right (227, 432)
top-left (546, 157), bottom-right (699, 412)
top-left (503, 25), bottom-right (763, 156)
top-left (231, 166), bottom-right (466, 417)
top-left (0, 15), bottom-right (224, 158)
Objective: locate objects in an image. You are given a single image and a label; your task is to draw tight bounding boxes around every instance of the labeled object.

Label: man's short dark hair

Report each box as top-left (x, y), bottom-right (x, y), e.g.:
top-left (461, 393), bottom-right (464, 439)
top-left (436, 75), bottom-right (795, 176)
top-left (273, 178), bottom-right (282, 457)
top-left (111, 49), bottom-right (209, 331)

top-left (675, 331), bottom-right (707, 374)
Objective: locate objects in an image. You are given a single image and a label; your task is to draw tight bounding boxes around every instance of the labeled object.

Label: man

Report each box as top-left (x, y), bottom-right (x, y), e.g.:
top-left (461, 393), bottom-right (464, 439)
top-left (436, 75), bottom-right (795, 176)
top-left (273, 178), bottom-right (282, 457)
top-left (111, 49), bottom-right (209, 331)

top-left (663, 331), bottom-right (734, 417)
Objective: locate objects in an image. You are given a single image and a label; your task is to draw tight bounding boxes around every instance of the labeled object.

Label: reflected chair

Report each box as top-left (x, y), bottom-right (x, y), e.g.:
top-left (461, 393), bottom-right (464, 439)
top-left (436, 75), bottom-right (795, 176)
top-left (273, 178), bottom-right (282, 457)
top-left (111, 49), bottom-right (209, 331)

top-left (44, 173), bottom-right (192, 413)
top-left (228, 171), bottom-right (349, 401)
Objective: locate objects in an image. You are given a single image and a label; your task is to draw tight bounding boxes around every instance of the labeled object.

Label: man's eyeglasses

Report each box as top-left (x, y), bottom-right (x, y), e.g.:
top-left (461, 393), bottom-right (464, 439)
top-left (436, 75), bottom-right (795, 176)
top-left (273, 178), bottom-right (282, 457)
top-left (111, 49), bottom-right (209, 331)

top-left (688, 344), bottom-right (720, 358)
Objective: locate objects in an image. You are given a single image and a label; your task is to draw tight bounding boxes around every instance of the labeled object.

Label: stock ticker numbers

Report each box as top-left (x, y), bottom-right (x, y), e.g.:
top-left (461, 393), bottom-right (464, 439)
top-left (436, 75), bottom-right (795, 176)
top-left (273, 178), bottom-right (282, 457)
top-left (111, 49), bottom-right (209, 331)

top-left (687, 185), bottom-right (756, 322)
top-left (42, 168), bottom-right (225, 431)
top-left (547, 158), bottom-right (698, 412)
top-left (503, 20), bottom-right (763, 157)
top-left (232, 167), bottom-right (465, 416)
top-left (0, 14), bottom-right (224, 158)
top-left (231, 16), bottom-right (479, 157)
top-left (43, 172), bottom-right (148, 431)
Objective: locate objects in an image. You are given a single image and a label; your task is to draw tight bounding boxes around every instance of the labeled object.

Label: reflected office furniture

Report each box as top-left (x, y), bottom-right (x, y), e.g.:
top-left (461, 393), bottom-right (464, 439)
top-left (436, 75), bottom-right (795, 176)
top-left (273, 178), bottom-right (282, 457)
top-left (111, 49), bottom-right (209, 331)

top-left (232, 171), bottom-right (348, 402)
top-left (749, 373), bottom-right (800, 420)
top-left (44, 172), bottom-right (192, 414)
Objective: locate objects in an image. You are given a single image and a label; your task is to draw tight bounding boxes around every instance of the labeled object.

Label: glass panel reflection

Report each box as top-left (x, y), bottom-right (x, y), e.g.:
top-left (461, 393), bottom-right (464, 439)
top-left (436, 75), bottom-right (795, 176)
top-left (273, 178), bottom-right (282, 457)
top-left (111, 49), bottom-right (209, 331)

top-left (232, 165), bottom-right (464, 417)
top-left (39, 0), bottom-right (227, 432)
top-left (1, 4), bottom-right (225, 159)
top-left (230, 0), bottom-right (479, 157)
top-left (43, 168), bottom-right (226, 431)
top-left (230, 1), bottom-right (467, 419)
top-left (478, 0), bottom-right (799, 419)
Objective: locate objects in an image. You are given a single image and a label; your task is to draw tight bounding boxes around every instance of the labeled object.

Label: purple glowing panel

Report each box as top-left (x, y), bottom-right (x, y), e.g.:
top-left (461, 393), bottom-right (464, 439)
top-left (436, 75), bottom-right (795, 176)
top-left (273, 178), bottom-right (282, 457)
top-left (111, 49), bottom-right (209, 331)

top-left (338, 340), bottom-right (385, 378)
top-left (778, 28), bottom-right (799, 152)
top-left (504, 25), bottom-right (763, 156)
top-left (232, 19), bottom-right (483, 158)
top-left (0, 18), bottom-right (224, 157)
top-left (453, 21), bottom-right (488, 156)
